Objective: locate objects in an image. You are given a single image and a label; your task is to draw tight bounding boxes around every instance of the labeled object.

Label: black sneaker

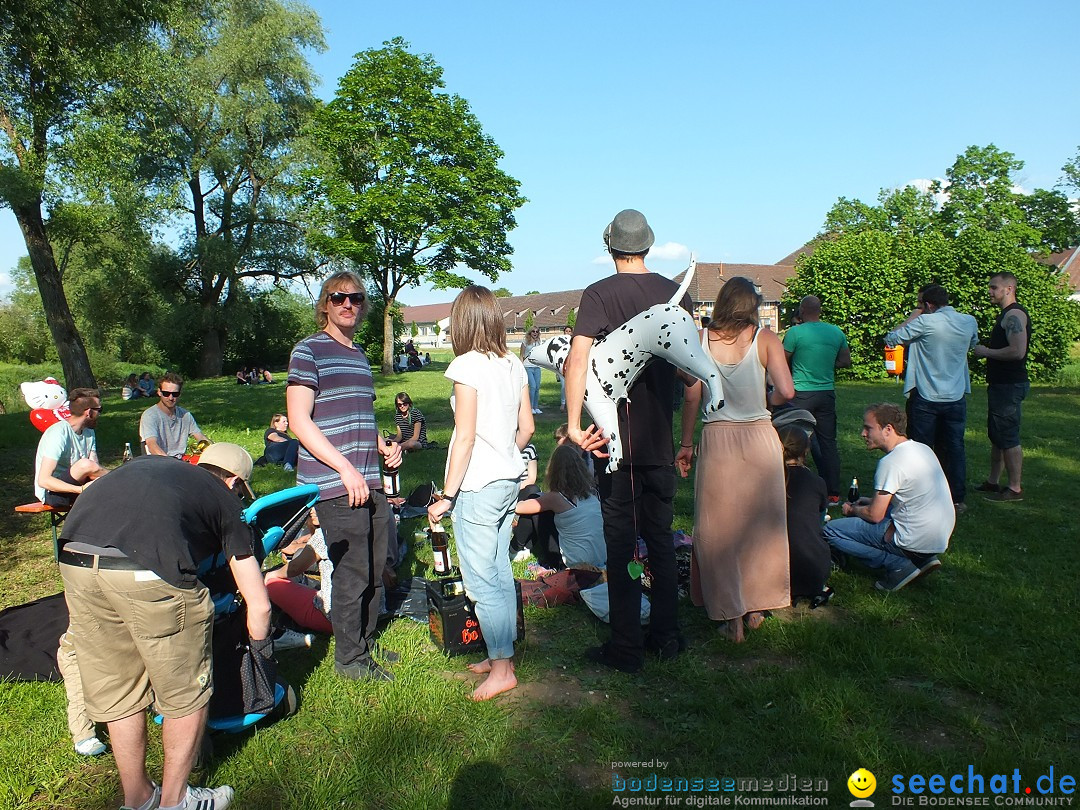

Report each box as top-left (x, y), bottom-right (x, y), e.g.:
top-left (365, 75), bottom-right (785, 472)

top-left (584, 644), bottom-right (643, 674)
top-left (334, 660), bottom-right (395, 682)
top-left (645, 634), bottom-right (687, 661)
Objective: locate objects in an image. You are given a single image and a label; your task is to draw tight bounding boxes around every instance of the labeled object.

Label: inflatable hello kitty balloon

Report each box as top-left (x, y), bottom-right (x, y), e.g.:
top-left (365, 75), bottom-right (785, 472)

top-left (21, 377), bottom-right (71, 432)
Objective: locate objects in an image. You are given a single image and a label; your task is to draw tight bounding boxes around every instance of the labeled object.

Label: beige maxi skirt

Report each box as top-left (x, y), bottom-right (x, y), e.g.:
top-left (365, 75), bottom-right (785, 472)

top-left (690, 419), bottom-right (791, 621)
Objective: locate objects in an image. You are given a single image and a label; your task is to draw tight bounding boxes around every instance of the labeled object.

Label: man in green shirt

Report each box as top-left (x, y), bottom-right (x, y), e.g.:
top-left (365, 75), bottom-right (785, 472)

top-left (782, 295), bottom-right (851, 504)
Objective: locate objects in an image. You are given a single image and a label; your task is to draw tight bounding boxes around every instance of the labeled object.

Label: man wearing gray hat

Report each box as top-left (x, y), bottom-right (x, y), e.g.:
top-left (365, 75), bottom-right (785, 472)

top-left (564, 209), bottom-right (689, 673)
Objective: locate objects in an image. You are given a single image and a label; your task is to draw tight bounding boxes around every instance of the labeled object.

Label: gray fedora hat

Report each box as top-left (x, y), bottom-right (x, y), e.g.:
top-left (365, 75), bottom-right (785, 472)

top-left (603, 209), bottom-right (654, 254)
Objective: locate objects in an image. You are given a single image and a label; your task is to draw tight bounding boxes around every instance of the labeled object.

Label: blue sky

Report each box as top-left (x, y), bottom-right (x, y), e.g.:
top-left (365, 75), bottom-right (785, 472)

top-left (2, 0), bottom-right (1078, 305)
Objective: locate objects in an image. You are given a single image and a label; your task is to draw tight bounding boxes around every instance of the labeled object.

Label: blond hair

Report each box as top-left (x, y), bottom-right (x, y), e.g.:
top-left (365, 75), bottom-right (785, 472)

top-left (315, 271), bottom-right (367, 330)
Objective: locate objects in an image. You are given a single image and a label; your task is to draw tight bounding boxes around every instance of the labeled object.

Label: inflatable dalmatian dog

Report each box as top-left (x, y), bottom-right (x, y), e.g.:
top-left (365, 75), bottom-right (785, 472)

top-left (527, 256), bottom-right (724, 472)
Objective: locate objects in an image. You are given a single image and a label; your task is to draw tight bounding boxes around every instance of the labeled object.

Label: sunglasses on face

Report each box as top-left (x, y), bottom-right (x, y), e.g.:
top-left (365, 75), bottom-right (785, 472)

top-left (328, 291), bottom-right (365, 307)
top-left (87, 406), bottom-right (103, 413)
top-left (397, 402), bottom-right (410, 409)
top-left (160, 390), bottom-right (181, 398)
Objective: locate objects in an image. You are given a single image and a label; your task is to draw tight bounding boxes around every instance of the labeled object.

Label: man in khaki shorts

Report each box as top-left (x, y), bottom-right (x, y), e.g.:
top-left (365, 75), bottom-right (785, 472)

top-left (59, 445), bottom-right (270, 810)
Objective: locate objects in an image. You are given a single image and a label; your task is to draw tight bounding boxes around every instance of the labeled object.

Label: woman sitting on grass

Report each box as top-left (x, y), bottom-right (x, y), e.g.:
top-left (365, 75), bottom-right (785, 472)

top-left (515, 443), bottom-right (648, 623)
top-left (264, 413), bottom-right (300, 471)
top-left (393, 392), bottom-right (435, 451)
top-left (428, 285), bottom-right (534, 701)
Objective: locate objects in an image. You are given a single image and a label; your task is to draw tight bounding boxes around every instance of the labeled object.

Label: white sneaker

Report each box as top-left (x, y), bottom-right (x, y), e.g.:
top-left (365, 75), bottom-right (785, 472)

top-left (120, 783), bottom-right (160, 810)
top-left (512, 549), bottom-right (532, 563)
top-left (169, 784), bottom-right (233, 810)
top-left (74, 735), bottom-right (107, 756)
top-left (273, 629), bottom-right (313, 650)
top-left (532, 408), bottom-right (543, 414)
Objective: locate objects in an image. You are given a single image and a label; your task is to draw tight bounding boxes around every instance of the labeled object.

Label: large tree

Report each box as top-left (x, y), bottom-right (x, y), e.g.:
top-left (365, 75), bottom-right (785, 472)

top-left (125, 0), bottom-right (325, 376)
top-left (305, 38), bottom-right (526, 373)
top-left (0, 0), bottom-right (178, 387)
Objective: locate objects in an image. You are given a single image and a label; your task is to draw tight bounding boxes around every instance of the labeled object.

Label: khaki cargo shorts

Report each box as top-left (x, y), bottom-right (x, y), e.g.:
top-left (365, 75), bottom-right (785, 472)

top-left (60, 563), bottom-right (214, 722)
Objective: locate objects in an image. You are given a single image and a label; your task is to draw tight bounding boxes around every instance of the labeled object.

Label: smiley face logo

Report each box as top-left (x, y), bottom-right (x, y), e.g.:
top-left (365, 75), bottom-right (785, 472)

top-left (848, 768), bottom-right (877, 798)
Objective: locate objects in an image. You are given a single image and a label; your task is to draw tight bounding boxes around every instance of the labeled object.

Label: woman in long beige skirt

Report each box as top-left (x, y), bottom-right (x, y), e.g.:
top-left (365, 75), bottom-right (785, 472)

top-left (678, 277), bottom-right (795, 641)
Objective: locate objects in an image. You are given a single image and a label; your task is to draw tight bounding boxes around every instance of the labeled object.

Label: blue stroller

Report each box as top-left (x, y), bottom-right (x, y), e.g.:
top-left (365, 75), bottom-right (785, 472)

top-left (156, 483), bottom-right (320, 736)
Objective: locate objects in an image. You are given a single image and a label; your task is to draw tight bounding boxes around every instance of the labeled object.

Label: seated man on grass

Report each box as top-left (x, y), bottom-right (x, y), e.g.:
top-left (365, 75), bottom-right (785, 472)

top-left (140, 372), bottom-right (210, 457)
top-left (824, 402), bottom-right (954, 592)
top-left (35, 387), bottom-right (108, 508)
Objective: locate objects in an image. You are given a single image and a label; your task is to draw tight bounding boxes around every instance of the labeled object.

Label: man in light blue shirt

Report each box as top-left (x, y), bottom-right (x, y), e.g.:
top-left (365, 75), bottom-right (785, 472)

top-left (885, 284), bottom-right (978, 509)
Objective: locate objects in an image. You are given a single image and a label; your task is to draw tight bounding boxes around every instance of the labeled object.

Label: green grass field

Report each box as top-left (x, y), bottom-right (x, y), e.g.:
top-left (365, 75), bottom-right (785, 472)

top-left (1, 358), bottom-right (1078, 809)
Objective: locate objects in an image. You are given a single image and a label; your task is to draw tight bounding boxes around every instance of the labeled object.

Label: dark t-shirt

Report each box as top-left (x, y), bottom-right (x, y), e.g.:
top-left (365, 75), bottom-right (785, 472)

top-left (59, 456), bottom-right (253, 589)
top-left (986, 302), bottom-right (1030, 385)
top-left (574, 271), bottom-right (692, 466)
top-left (264, 429), bottom-right (288, 452)
top-left (785, 464), bottom-right (830, 597)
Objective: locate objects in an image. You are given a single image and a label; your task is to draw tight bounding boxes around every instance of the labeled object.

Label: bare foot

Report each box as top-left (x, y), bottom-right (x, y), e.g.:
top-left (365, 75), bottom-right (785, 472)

top-left (745, 612), bottom-right (766, 631)
top-left (719, 618), bottom-right (745, 643)
top-left (470, 659), bottom-right (517, 701)
top-left (467, 659), bottom-right (492, 674)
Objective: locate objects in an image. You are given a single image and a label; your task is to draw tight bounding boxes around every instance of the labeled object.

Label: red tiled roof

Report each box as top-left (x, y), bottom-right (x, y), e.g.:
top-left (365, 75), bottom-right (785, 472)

top-left (774, 241), bottom-right (818, 266)
top-left (1039, 246), bottom-right (1080, 292)
top-left (673, 263), bottom-right (798, 305)
top-left (399, 302), bottom-right (453, 324)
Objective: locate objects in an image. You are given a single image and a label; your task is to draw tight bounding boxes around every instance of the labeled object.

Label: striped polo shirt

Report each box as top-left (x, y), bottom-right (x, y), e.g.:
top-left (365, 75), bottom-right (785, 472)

top-left (288, 331), bottom-right (381, 498)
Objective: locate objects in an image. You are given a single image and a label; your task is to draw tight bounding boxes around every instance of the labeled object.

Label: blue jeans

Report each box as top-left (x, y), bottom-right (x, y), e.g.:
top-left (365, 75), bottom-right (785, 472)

top-left (526, 366), bottom-right (541, 410)
top-left (824, 515), bottom-right (913, 575)
top-left (452, 480), bottom-right (519, 660)
top-left (908, 390), bottom-right (966, 504)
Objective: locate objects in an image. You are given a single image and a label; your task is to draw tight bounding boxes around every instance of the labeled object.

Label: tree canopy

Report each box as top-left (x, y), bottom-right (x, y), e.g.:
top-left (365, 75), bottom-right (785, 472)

top-left (0, 0), bottom-right (181, 387)
top-left (788, 144), bottom-right (1080, 381)
top-left (304, 38), bottom-right (526, 372)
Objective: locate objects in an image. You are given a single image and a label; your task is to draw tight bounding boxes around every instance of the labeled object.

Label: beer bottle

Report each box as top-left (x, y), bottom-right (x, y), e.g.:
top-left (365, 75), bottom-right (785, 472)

top-left (848, 477), bottom-right (860, 503)
top-left (430, 524), bottom-right (452, 576)
top-left (122, 442), bottom-right (133, 464)
top-left (381, 437), bottom-right (399, 497)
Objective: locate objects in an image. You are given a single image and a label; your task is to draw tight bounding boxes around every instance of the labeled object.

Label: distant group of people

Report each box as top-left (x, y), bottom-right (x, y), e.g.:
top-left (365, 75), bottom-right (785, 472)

top-left (395, 339), bottom-right (431, 372)
top-left (120, 372), bottom-right (155, 400)
top-left (236, 365), bottom-right (274, 385)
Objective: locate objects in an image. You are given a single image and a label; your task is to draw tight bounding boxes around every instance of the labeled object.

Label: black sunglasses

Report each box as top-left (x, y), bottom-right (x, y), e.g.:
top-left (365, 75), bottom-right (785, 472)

top-left (328, 291), bottom-right (365, 306)
top-left (160, 390), bottom-right (181, 398)
top-left (87, 406), bottom-right (103, 413)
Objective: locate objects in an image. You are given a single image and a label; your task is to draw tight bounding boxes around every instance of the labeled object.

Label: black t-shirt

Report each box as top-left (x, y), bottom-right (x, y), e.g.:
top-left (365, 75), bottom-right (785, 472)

top-left (574, 271), bottom-right (692, 466)
top-left (785, 464), bottom-right (830, 597)
top-left (986, 302), bottom-right (1030, 385)
top-left (264, 428), bottom-right (289, 451)
top-left (60, 456), bottom-right (254, 589)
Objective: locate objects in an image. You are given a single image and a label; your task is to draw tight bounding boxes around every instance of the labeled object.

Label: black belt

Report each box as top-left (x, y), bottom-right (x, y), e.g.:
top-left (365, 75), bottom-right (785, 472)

top-left (59, 549), bottom-right (147, 571)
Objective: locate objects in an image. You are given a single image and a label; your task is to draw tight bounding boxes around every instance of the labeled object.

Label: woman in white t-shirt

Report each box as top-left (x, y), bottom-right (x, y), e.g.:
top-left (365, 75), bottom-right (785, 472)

top-left (428, 286), bottom-right (534, 701)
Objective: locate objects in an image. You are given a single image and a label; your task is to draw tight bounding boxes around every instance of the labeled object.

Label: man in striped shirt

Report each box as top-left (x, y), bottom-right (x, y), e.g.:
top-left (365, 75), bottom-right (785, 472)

top-left (287, 271), bottom-right (402, 682)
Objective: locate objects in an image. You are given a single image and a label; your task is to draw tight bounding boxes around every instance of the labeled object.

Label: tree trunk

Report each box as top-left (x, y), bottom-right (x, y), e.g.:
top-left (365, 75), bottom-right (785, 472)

top-left (12, 200), bottom-right (96, 389)
top-left (382, 303), bottom-right (395, 374)
top-left (196, 326), bottom-right (226, 378)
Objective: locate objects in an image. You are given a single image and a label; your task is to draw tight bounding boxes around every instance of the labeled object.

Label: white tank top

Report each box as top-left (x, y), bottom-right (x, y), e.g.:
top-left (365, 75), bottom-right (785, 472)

top-left (701, 328), bottom-right (771, 423)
